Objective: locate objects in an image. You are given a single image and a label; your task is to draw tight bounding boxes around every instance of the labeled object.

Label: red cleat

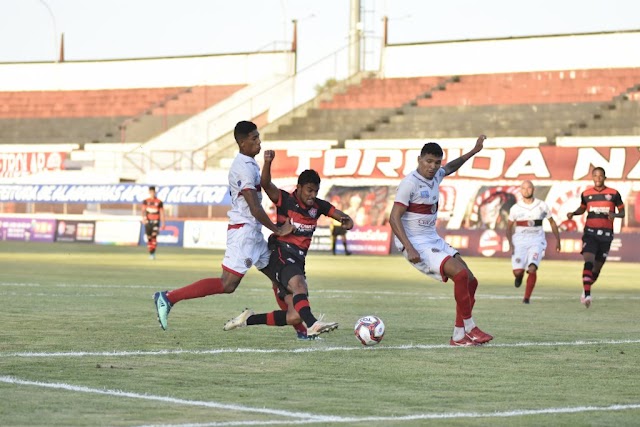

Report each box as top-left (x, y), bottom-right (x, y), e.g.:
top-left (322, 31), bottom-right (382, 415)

top-left (465, 327), bottom-right (493, 344)
top-left (449, 336), bottom-right (479, 347)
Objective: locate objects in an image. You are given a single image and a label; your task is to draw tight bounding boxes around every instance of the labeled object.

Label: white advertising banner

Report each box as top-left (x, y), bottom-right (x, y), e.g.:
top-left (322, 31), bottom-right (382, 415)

top-left (94, 220), bottom-right (141, 246)
top-left (183, 220), bottom-right (228, 250)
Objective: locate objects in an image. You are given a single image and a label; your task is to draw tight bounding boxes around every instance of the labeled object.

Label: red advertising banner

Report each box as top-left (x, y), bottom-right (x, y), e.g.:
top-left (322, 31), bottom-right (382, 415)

top-left (271, 146), bottom-right (640, 181)
top-left (0, 152), bottom-right (66, 178)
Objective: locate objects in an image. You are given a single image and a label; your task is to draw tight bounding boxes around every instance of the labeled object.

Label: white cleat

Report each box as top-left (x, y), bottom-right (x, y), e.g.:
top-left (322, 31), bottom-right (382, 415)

top-left (223, 308), bottom-right (254, 331)
top-left (306, 314), bottom-right (339, 338)
top-left (580, 293), bottom-right (592, 309)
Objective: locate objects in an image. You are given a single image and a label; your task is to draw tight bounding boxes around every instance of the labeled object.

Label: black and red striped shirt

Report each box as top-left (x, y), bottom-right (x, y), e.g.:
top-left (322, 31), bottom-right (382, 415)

top-left (273, 189), bottom-right (335, 253)
top-left (579, 186), bottom-right (624, 234)
top-left (142, 197), bottom-right (164, 222)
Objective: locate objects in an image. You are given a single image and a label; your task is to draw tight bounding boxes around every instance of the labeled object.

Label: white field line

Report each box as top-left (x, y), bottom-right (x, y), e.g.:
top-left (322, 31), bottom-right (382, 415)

top-left (0, 376), bottom-right (333, 422)
top-left (1, 282), bottom-right (639, 300)
top-left (1, 375), bottom-right (639, 427)
top-left (2, 339), bottom-right (640, 359)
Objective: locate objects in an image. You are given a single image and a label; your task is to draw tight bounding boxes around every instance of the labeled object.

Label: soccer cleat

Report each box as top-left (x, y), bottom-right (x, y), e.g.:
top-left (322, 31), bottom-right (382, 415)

top-left (580, 293), bottom-right (592, 308)
top-left (149, 254), bottom-right (156, 260)
top-left (514, 276), bottom-right (523, 288)
top-left (449, 336), bottom-right (479, 347)
top-left (223, 308), bottom-right (254, 331)
top-left (522, 298), bottom-right (530, 304)
top-left (297, 331), bottom-right (322, 341)
top-left (153, 291), bottom-right (172, 330)
top-left (465, 326), bottom-right (493, 344)
top-left (306, 314), bottom-right (339, 338)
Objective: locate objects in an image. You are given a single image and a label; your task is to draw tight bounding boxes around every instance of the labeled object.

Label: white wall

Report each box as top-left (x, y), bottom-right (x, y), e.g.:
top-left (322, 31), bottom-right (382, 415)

top-left (382, 32), bottom-right (640, 78)
top-left (0, 52), bottom-right (295, 90)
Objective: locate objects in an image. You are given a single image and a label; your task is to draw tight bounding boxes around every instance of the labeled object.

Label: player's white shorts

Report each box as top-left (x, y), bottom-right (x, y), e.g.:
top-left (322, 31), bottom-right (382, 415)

top-left (511, 240), bottom-right (546, 270)
top-left (395, 235), bottom-right (458, 283)
top-left (222, 223), bottom-right (270, 277)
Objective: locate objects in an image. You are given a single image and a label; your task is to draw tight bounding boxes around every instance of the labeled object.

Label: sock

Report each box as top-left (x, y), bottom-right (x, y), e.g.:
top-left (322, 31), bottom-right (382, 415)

top-left (272, 286), bottom-right (306, 334)
top-left (468, 277), bottom-right (478, 311)
top-left (166, 278), bottom-right (224, 305)
top-left (463, 317), bottom-right (476, 333)
top-left (247, 311), bottom-right (287, 326)
top-left (583, 261), bottom-right (594, 296)
top-left (524, 271), bottom-right (537, 300)
top-left (453, 269), bottom-right (472, 327)
top-left (452, 326), bottom-right (466, 341)
top-left (148, 236), bottom-right (157, 254)
top-left (292, 294), bottom-right (317, 328)
top-left (583, 284), bottom-right (592, 297)
top-left (592, 270), bottom-right (600, 284)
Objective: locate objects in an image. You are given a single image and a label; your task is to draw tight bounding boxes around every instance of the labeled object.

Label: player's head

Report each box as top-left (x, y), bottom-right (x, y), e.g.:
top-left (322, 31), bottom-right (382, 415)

top-left (234, 121), bottom-right (261, 157)
top-left (417, 142), bottom-right (443, 179)
top-left (520, 180), bottom-right (534, 200)
top-left (148, 186), bottom-right (156, 196)
top-left (296, 169), bottom-right (321, 207)
top-left (592, 167), bottom-right (606, 188)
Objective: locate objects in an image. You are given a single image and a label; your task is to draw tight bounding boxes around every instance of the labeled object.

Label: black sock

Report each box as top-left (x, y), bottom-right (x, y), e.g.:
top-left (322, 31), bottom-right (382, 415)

top-left (292, 294), bottom-right (317, 327)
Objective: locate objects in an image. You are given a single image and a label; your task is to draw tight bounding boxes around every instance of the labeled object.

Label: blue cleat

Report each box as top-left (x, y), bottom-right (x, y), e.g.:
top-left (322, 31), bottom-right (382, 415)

top-left (297, 331), bottom-right (322, 341)
top-left (153, 291), bottom-right (172, 330)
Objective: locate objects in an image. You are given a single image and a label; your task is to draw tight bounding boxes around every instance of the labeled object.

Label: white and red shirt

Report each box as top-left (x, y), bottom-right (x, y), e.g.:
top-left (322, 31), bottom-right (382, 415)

top-left (394, 168), bottom-right (445, 243)
top-left (508, 198), bottom-right (551, 245)
top-left (227, 153), bottom-right (262, 226)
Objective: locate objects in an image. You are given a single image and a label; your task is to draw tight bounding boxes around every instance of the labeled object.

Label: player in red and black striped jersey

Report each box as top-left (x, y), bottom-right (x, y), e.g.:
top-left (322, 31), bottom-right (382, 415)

top-left (223, 149), bottom-right (354, 338)
top-left (567, 167), bottom-right (625, 308)
top-left (141, 186), bottom-right (165, 260)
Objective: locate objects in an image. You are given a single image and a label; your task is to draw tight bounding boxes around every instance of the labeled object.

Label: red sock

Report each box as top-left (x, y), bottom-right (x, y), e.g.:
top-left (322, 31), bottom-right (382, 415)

top-left (468, 277), bottom-right (478, 311)
top-left (524, 272), bottom-right (537, 300)
top-left (453, 269), bottom-right (471, 327)
top-left (166, 278), bottom-right (224, 305)
top-left (271, 286), bottom-right (306, 334)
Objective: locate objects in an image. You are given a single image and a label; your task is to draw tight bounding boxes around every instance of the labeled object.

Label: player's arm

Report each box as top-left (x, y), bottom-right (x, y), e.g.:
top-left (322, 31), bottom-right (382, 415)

top-left (608, 203), bottom-right (625, 220)
top-left (548, 217), bottom-right (561, 252)
top-left (389, 203), bottom-right (420, 263)
top-left (567, 194), bottom-right (587, 220)
top-left (159, 203), bottom-right (165, 229)
top-left (329, 209), bottom-right (354, 230)
top-left (260, 150), bottom-right (280, 204)
top-left (141, 202), bottom-right (147, 224)
top-left (443, 135), bottom-right (486, 176)
top-left (506, 220), bottom-right (515, 254)
top-left (242, 188), bottom-right (293, 236)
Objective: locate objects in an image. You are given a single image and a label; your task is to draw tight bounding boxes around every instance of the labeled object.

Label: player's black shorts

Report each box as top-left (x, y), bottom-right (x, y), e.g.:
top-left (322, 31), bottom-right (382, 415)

top-left (145, 221), bottom-right (160, 236)
top-left (268, 242), bottom-right (307, 297)
top-left (581, 230), bottom-right (612, 262)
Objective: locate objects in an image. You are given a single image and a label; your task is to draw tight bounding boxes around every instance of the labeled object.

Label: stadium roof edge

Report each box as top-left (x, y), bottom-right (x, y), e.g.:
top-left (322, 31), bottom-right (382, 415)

top-left (387, 28), bottom-right (640, 48)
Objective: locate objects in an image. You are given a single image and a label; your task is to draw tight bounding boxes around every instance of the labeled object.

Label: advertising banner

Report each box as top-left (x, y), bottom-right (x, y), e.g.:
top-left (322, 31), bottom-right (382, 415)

top-left (55, 220), bottom-right (96, 243)
top-left (94, 220), bottom-right (141, 246)
top-left (0, 217), bottom-right (56, 242)
top-left (0, 152), bottom-right (66, 178)
top-left (0, 184), bottom-right (231, 205)
top-left (183, 220), bottom-right (228, 249)
top-left (307, 225), bottom-right (392, 255)
top-left (139, 221), bottom-right (184, 247)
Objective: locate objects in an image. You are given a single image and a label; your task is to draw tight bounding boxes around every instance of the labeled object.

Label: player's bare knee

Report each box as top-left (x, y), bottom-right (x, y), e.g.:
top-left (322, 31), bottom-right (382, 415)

top-left (221, 276), bottom-right (241, 293)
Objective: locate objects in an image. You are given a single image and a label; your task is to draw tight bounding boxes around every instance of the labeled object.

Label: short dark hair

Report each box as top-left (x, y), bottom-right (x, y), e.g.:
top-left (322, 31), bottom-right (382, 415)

top-left (592, 167), bottom-right (606, 176)
top-left (149, 186), bottom-right (156, 191)
top-left (298, 169), bottom-right (321, 187)
top-left (420, 142), bottom-right (443, 158)
top-left (234, 121), bottom-right (257, 143)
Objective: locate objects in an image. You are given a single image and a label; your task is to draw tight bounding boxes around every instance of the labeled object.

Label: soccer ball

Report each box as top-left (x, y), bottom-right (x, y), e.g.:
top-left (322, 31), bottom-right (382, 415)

top-left (354, 315), bottom-right (385, 346)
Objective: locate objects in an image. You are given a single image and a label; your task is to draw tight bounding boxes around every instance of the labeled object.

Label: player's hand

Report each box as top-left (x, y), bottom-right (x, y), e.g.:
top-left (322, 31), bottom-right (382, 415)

top-left (473, 135), bottom-right (486, 153)
top-left (275, 218), bottom-right (295, 236)
top-left (607, 212), bottom-right (616, 220)
top-left (340, 216), bottom-right (354, 230)
top-left (566, 212), bottom-right (574, 220)
top-left (264, 150), bottom-right (275, 163)
top-left (555, 241), bottom-right (561, 252)
top-left (406, 247), bottom-right (421, 264)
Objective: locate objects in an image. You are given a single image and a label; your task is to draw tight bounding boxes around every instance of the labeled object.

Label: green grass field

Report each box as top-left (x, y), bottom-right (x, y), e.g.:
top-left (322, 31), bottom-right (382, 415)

top-left (1, 241), bottom-right (639, 426)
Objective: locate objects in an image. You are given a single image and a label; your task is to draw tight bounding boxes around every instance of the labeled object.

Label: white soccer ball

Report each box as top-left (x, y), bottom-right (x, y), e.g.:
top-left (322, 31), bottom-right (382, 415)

top-left (354, 315), bottom-right (385, 346)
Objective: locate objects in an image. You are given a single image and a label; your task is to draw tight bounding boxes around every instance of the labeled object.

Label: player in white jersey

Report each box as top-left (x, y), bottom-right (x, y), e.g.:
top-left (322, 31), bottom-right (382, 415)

top-left (390, 135), bottom-right (493, 347)
top-left (506, 181), bottom-right (561, 304)
top-left (152, 121), bottom-right (304, 336)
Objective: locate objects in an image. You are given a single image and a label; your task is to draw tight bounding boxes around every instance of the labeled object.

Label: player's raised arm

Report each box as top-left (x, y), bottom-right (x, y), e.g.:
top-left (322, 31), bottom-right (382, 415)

top-left (444, 135), bottom-right (486, 176)
top-left (261, 150), bottom-right (280, 204)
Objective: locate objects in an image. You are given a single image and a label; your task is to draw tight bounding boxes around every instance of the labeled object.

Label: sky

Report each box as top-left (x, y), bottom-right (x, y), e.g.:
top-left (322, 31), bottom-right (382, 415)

top-left (1, 0), bottom-right (639, 70)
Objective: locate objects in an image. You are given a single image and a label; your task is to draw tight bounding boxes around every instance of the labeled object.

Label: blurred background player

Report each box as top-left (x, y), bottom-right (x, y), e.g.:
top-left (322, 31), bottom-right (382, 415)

top-left (330, 217), bottom-right (351, 255)
top-left (141, 186), bottom-right (165, 260)
top-left (506, 180), bottom-right (561, 304)
top-left (223, 150), bottom-right (353, 338)
top-left (389, 135), bottom-right (493, 347)
top-left (152, 121), bottom-right (309, 338)
top-left (566, 167), bottom-right (625, 308)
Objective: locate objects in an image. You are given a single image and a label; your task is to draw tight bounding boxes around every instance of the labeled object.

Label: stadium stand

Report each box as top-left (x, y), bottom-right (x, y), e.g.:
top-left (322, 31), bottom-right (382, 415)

top-left (265, 68), bottom-right (640, 143)
top-left (0, 85), bottom-right (245, 144)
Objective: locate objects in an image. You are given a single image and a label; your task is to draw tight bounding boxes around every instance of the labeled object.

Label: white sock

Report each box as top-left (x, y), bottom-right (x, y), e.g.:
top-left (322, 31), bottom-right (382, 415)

top-left (452, 326), bottom-right (466, 341)
top-left (463, 317), bottom-right (476, 333)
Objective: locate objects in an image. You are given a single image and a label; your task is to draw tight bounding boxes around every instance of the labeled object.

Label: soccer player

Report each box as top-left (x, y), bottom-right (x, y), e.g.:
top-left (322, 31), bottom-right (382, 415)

top-left (222, 149), bottom-right (352, 338)
top-left (330, 217), bottom-right (351, 255)
top-left (506, 181), bottom-right (561, 304)
top-left (389, 135), bottom-right (493, 347)
top-left (566, 167), bottom-right (625, 308)
top-left (141, 186), bottom-right (165, 260)
top-left (152, 121), bottom-right (307, 336)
